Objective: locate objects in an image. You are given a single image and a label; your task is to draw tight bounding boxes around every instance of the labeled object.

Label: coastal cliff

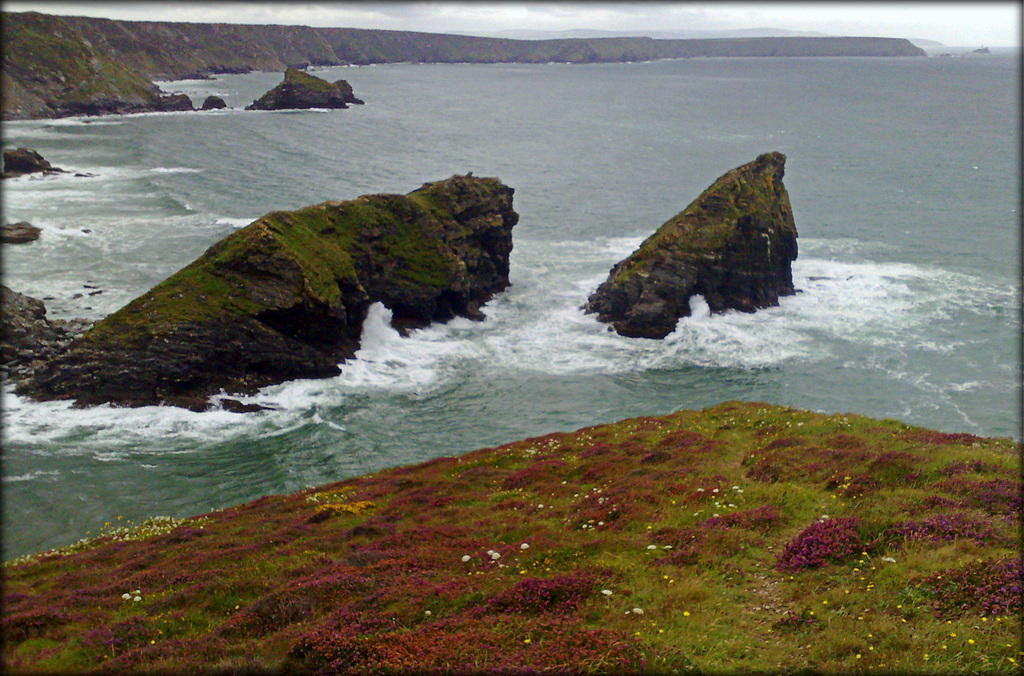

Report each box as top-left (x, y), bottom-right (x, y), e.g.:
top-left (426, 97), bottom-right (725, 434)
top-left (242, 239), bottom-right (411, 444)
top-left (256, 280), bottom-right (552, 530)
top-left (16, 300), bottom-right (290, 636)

top-left (585, 152), bottom-right (798, 338)
top-left (2, 11), bottom-right (926, 120)
top-left (15, 175), bottom-right (517, 410)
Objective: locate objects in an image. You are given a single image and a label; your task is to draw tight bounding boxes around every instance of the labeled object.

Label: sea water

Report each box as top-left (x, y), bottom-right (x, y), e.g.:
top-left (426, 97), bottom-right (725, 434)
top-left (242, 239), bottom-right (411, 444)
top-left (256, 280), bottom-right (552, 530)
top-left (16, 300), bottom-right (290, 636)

top-left (2, 53), bottom-right (1019, 560)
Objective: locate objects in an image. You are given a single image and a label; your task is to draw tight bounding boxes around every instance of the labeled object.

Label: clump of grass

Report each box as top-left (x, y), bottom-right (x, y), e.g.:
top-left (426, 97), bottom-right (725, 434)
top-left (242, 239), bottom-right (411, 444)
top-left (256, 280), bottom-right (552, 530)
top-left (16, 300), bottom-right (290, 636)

top-left (2, 401), bottom-right (1020, 674)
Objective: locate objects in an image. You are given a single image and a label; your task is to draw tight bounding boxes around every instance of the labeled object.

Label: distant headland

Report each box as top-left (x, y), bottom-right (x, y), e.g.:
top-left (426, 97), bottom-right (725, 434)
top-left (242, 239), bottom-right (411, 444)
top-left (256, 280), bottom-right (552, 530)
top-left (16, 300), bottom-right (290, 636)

top-left (2, 11), bottom-right (925, 121)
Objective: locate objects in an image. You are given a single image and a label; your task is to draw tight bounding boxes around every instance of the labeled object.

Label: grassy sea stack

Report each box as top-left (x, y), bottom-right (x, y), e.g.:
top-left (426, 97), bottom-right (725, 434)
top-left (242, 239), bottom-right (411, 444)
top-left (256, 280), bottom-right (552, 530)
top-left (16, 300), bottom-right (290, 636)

top-left (15, 175), bottom-right (517, 410)
top-left (3, 402), bottom-right (1020, 673)
top-left (586, 152), bottom-right (798, 338)
top-left (245, 67), bottom-right (364, 111)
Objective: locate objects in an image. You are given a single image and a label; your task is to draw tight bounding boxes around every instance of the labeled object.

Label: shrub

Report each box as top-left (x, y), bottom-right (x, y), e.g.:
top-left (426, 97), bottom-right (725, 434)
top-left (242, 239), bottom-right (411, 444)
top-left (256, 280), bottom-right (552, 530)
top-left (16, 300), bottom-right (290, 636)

top-left (922, 555), bottom-right (1022, 619)
top-left (488, 569), bottom-right (608, 614)
top-left (775, 517), bottom-right (865, 572)
top-left (885, 512), bottom-right (1005, 547)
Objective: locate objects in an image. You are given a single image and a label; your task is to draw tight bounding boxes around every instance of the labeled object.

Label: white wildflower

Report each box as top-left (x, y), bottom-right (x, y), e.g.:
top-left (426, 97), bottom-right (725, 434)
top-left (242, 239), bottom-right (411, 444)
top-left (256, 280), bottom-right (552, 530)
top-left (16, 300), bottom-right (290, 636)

top-left (462, 555), bottom-right (472, 562)
top-left (601, 589), bottom-right (613, 596)
top-left (122, 593), bottom-right (131, 600)
top-left (647, 544), bottom-right (657, 550)
top-left (632, 607), bottom-right (644, 615)
top-left (882, 556), bottom-right (897, 563)
top-left (133, 596), bottom-right (142, 602)
top-left (425, 610), bottom-right (432, 616)
top-left (490, 551), bottom-right (501, 560)
top-left (520, 543), bottom-right (530, 550)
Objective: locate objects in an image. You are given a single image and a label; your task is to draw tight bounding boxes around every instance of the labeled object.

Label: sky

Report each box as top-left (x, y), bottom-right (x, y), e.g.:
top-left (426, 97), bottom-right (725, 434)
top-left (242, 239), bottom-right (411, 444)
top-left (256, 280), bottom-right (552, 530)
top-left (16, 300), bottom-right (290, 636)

top-left (2, 2), bottom-right (1019, 47)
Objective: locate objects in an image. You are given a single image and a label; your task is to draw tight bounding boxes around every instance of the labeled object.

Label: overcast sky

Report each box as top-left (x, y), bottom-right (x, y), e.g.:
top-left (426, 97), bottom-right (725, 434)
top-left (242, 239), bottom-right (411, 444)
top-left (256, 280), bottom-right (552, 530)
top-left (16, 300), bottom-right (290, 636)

top-left (4, 2), bottom-right (1019, 47)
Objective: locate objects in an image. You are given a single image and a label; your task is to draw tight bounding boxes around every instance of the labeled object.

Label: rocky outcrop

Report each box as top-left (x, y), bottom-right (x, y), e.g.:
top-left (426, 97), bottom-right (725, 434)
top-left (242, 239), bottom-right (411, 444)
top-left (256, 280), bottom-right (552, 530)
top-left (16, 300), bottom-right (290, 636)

top-left (2, 221), bottom-right (42, 244)
top-left (245, 68), bottom-right (363, 110)
top-left (155, 93), bottom-right (195, 112)
top-left (201, 95), bottom-right (227, 110)
top-left (585, 152), bottom-right (798, 338)
top-left (1, 285), bottom-right (92, 382)
top-left (15, 175), bottom-right (517, 410)
top-left (2, 147), bottom-right (63, 178)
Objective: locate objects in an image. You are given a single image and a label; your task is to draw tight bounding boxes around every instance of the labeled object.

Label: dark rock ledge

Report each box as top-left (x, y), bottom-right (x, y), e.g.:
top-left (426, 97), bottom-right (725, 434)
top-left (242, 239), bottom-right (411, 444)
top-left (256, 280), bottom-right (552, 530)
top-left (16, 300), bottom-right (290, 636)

top-left (584, 152), bottom-right (799, 338)
top-left (15, 175), bottom-right (517, 410)
top-left (1, 285), bottom-right (92, 383)
top-left (2, 147), bottom-right (64, 179)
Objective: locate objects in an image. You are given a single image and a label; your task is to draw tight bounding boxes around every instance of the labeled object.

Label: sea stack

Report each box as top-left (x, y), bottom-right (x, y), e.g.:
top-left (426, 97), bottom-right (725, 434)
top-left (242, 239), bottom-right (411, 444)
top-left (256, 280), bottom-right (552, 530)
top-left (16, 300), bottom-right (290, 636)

top-left (246, 68), bottom-right (364, 110)
top-left (585, 152), bottom-right (798, 338)
top-left (16, 175), bottom-right (517, 410)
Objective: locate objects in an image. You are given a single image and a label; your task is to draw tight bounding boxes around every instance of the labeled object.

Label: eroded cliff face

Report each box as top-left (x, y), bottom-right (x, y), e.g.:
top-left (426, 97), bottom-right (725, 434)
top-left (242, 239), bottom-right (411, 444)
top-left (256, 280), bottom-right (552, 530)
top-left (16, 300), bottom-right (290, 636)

top-left (585, 152), bottom-right (798, 338)
top-left (15, 175), bottom-right (517, 410)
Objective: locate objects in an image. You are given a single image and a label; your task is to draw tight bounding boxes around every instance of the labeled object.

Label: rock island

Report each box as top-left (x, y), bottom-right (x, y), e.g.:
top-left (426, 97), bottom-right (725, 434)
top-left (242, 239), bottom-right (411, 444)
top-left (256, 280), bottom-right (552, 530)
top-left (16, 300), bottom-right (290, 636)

top-left (585, 152), bottom-right (798, 338)
top-left (16, 175), bottom-right (517, 410)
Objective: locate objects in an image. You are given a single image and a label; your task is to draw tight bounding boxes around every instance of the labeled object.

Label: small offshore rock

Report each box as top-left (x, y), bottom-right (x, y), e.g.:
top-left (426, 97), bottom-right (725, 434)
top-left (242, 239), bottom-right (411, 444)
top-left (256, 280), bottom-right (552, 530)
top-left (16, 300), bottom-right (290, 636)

top-left (2, 221), bottom-right (42, 244)
top-left (2, 147), bottom-right (64, 178)
top-left (219, 398), bottom-right (271, 413)
top-left (155, 93), bottom-right (195, 112)
top-left (246, 67), bottom-right (364, 111)
top-left (201, 95), bottom-right (227, 110)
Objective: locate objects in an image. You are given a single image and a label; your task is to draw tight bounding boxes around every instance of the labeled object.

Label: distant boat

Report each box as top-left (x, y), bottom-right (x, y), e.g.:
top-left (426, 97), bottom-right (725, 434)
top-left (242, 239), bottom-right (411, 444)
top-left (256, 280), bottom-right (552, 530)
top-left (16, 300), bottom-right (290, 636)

top-left (972, 47), bottom-right (992, 54)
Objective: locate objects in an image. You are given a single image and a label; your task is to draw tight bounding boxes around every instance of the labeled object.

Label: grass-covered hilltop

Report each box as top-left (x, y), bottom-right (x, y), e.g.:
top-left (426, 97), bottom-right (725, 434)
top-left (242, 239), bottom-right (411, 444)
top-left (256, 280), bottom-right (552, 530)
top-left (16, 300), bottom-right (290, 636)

top-left (4, 402), bottom-right (1020, 674)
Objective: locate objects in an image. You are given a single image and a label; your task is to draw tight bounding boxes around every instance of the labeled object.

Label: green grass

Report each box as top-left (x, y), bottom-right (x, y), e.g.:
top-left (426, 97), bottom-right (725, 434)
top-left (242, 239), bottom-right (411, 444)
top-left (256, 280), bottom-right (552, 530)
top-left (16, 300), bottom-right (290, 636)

top-left (3, 402), bottom-right (1020, 674)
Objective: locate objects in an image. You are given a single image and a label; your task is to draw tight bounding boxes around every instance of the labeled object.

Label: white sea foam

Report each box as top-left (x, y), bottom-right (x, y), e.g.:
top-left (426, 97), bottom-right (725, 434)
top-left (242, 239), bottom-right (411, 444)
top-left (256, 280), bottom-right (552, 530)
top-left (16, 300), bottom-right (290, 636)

top-left (1, 383), bottom-right (273, 452)
top-left (42, 117), bottom-right (125, 127)
top-left (149, 167), bottom-right (204, 174)
top-left (3, 470), bottom-right (61, 484)
top-left (215, 217), bottom-right (257, 229)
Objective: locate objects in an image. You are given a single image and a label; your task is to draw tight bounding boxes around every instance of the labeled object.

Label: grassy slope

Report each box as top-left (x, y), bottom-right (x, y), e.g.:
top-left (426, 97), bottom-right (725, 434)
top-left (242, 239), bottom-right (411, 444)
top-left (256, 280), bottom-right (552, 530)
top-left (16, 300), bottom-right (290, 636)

top-left (3, 402), bottom-right (1020, 674)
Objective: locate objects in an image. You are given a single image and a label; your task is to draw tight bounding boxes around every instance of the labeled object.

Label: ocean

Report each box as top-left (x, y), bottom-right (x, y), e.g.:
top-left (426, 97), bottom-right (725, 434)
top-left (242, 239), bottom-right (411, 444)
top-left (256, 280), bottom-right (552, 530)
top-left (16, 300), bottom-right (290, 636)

top-left (2, 52), bottom-right (1019, 560)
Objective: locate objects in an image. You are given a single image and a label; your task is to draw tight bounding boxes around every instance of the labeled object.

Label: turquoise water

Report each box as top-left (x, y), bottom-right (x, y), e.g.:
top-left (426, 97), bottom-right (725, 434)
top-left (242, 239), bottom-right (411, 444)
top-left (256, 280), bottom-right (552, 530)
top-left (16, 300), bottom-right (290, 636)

top-left (2, 53), bottom-right (1019, 560)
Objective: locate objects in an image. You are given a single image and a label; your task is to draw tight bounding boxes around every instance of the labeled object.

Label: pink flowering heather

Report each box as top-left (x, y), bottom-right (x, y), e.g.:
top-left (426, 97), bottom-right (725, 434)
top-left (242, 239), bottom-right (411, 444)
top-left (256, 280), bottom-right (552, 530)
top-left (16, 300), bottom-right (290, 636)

top-left (775, 517), bottom-right (866, 571)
